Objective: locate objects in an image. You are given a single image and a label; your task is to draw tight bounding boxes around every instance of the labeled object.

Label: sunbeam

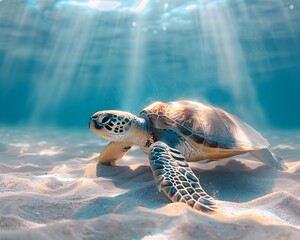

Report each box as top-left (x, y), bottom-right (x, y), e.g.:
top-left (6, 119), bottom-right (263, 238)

top-left (0, 0), bottom-right (299, 128)
top-left (197, 0), bottom-right (265, 124)
top-left (121, 5), bottom-right (148, 112)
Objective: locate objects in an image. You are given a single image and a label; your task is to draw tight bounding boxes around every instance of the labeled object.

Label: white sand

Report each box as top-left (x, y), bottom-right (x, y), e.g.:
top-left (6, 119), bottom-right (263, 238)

top-left (0, 127), bottom-right (299, 239)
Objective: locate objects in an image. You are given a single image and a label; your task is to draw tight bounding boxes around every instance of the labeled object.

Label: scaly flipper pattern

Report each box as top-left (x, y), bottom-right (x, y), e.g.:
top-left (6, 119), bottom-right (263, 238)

top-left (149, 141), bottom-right (217, 212)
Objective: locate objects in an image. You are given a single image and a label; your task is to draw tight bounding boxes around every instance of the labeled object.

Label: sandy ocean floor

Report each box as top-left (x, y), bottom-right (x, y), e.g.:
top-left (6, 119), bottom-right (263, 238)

top-left (0, 127), bottom-right (300, 239)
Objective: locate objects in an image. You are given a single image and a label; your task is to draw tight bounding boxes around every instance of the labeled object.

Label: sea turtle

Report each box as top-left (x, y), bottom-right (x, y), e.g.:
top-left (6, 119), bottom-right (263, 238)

top-left (88, 101), bottom-right (288, 212)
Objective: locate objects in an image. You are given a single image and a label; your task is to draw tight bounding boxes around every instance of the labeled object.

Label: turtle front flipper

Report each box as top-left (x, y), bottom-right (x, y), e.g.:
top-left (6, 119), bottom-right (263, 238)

top-left (149, 141), bottom-right (217, 212)
top-left (98, 141), bottom-right (132, 165)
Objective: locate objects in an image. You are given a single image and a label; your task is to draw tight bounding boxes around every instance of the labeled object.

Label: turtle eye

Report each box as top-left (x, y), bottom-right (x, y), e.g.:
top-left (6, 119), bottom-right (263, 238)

top-left (101, 116), bottom-right (110, 124)
top-left (98, 115), bottom-right (110, 124)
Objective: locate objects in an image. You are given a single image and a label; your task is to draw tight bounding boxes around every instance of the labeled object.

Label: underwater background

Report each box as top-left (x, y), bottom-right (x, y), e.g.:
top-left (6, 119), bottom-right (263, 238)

top-left (1, 2), bottom-right (300, 239)
top-left (0, 0), bottom-right (299, 131)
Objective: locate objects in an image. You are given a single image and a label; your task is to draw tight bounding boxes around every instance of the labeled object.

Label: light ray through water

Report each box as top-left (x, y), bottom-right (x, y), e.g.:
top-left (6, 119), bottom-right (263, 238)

top-left (197, 1), bottom-right (265, 123)
top-left (0, 0), bottom-right (299, 128)
top-left (121, 8), bottom-right (147, 112)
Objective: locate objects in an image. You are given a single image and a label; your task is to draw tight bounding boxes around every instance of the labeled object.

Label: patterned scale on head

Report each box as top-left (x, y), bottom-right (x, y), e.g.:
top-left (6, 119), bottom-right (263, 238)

top-left (89, 111), bottom-right (133, 139)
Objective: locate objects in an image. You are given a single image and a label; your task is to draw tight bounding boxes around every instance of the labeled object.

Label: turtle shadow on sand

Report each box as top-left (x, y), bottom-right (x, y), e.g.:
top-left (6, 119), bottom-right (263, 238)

top-left (74, 157), bottom-right (280, 219)
top-left (73, 163), bottom-right (169, 219)
top-left (102, 157), bottom-right (281, 204)
top-left (193, 158), bottom-right (280, 203)
top-left (95, 163), bottom-right (171, 205)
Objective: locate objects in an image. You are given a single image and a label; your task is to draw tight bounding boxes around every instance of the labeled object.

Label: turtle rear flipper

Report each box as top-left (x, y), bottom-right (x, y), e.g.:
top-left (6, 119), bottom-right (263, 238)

top-left (149, 141), bottom-right (217, 212)
top-left (250, 148), bottom-right (288, 171)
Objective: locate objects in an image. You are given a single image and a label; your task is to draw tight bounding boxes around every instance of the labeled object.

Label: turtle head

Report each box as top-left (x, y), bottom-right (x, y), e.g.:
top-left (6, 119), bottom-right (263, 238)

top-left (89, 111), bottom-right (135, 141)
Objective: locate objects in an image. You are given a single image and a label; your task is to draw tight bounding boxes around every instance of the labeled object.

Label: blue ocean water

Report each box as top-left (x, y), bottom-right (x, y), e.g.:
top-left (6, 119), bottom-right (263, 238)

top-left (0, 0), bottom-right (299, 130)
top-left (1, 2), bottom-right (300, 237)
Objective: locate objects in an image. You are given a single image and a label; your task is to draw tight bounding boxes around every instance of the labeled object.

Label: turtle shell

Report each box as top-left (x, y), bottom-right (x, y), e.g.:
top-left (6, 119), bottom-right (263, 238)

top-left (139, 101), bottom-right (269, 151)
